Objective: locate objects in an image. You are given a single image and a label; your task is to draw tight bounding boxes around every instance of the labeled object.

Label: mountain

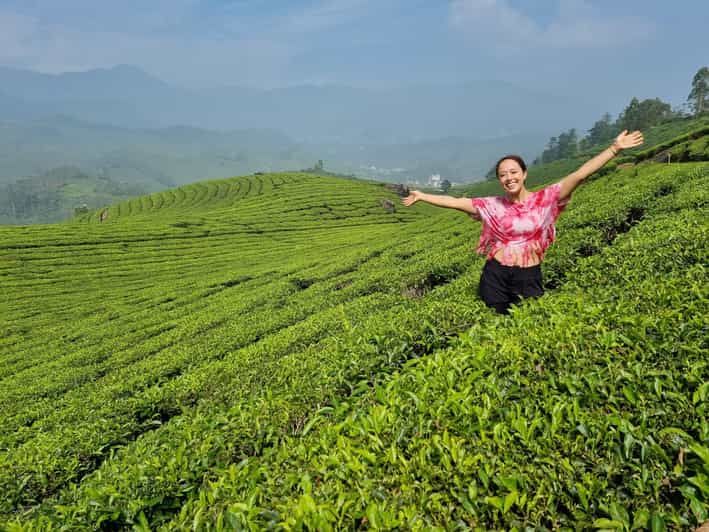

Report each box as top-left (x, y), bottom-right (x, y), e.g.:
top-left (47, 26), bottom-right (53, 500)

top-left (0, 65), bottom-right (611, 189)
top-left (0, 64), bottom-right (170, 102)
top-left (0, 65), bottom-right (183, 128)
top-left (0, 113), bottom-right (552, 189)
top-left (0, 116), bottom-right (312, 189)
top-left (0, 66), bottom-right (593, 143)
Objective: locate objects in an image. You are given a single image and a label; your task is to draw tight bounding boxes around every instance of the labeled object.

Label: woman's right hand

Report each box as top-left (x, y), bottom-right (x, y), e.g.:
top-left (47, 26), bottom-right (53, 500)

top-left (401, 190), bottom-right (423, 206)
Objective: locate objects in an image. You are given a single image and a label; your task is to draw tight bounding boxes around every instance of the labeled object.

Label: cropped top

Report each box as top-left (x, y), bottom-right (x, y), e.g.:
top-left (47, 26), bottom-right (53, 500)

top-left (470, 182), bottom-right (569, 267)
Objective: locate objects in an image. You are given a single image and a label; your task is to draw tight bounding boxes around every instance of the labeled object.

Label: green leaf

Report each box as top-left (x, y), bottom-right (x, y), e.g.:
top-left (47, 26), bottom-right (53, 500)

top-left (693, 381), bottom-right (709, 404)
top-left (300, 416), bottom-right (319, 436)
top-left (650, 513), bottom-right (666, 532)
top-left (658, 427), bottom-right (693, 444)
top-left (631, 509), bottom-right (650, 530)
top-left (609, 502), bottom-right (630, 526)
top-left (576, 483), bottom-right (589, 511)
top-left (503, 491), bottom-right (518, 513)
top-left (622, 386), bottom-right (638, 404)
top-left (689, 443), bottom-right (709, 465)
top-left (592, 518), bottom-right (623, 530)
top-left (366, 503), bottom-right (380, 529)
top-left (688, 473), bottom-right (709, 496)
top-left (485, 496), bottom-right (503, 511)
top-left (461, 494), bottom-right (475, 514)
top-left (623, 433), bottom-right (634, 459)
top-left (690, 496), bottom-right (708, 522)
top-left (468, 483), bottom-right (478, 502)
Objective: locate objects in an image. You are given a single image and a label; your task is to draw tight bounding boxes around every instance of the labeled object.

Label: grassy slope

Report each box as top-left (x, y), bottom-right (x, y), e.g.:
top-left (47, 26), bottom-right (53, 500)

top-left (0, 149), bottom-right (707, 528)
top-left (164, 163), bottom-right (708, 531)
top-left (0, 173), bottom-right (471, 519)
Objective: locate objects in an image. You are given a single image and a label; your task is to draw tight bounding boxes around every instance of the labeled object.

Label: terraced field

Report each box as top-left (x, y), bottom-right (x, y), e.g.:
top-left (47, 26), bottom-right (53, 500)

top-left (1, 156), bottom-right (708, 529)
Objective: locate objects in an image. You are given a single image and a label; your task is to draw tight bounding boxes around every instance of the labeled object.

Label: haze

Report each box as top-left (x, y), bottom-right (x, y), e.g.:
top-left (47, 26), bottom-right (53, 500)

top-left (0, 0), bottom-right (706, 197)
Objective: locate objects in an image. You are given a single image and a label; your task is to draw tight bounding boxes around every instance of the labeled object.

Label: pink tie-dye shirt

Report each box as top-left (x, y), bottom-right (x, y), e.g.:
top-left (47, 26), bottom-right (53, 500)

top-left (470, 182), bottom-right (569, 267)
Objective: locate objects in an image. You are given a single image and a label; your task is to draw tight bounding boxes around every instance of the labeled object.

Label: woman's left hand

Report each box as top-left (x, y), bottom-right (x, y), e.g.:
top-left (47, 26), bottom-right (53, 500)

top-left (614, 130), bottom-right (644, 151)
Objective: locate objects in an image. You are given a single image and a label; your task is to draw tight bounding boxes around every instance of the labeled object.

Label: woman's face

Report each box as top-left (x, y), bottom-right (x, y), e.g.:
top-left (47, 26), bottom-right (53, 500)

top-left (497, 159), bottom-right (527, 195)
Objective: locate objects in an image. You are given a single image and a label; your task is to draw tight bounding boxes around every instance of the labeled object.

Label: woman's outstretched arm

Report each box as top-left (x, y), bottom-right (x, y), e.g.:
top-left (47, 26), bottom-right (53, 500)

top-left (558, 130), bottom-right (644, 200)
top-left (401, 190), bottom-right (478, 215)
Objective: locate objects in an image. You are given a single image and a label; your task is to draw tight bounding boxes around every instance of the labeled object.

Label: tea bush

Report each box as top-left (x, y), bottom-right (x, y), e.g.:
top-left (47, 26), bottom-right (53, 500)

top-left (1, 159), bottom-right (707, 530)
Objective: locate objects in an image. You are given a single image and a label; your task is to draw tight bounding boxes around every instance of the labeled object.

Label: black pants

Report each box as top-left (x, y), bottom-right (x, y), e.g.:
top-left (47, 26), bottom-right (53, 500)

top-left (478, 258), bottom-right (544, 314)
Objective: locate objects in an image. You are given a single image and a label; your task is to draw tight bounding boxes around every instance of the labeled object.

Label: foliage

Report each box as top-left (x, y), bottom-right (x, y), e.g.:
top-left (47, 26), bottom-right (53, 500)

top-left (456, 121), bottom-right (708, 203)
top-left (621, 125), bottom-right (709, 164)
top-left (0, 156), bottom-right (708, 530)
top-left (617, 97), bottom-right (675, 132)
top-left (535, 97), bottom-right (677, 167)
top-left (583, 113), bottom-right (618, 149)
top-left (539, 128), bottom-right (579, 164)
top-left (688, 67), bottom-right (708, 116)
top-left (0, 166), bottom-right (148, 224)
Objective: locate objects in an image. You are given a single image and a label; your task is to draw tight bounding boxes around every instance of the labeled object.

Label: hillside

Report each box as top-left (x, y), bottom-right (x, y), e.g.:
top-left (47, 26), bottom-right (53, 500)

top-left (0, 166), bottom-right (149, 224)
top-left (0, 116), bottom-right (311, 189)
top-left (454, 115), bottom-right (709, 198)
top-left (1, 155), bottom-right (708, 528)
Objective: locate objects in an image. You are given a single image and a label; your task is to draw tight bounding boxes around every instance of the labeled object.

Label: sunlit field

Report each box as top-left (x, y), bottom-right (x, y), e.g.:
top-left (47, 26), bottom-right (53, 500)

top-left (1, 150), bottom-right (708, 528)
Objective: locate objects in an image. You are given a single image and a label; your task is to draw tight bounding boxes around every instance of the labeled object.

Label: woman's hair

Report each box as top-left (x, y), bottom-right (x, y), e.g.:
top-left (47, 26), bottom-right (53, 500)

top-left (494, 154), bottom-right (527, 177)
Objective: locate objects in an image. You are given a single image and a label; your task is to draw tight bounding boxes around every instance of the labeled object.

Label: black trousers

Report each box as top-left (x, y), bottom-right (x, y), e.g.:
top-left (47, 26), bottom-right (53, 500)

top-left (478, 258), bottom-right (544, 314)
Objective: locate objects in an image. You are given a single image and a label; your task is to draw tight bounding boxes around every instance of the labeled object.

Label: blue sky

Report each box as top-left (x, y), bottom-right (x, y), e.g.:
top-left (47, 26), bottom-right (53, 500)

top-left (0, 1), bottom-right (706, 112)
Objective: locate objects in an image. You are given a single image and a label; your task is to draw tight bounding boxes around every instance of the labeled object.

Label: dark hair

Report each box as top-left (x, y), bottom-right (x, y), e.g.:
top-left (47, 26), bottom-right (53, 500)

top-left (495, 154), bottom-right (527, 177)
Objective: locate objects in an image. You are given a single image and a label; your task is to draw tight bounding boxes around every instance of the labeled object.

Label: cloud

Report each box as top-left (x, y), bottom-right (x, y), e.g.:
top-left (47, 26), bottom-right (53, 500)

top-left (0, 0), bottom-right (660, 89)
top-left (0, 1), bottom-right (391, 86)
top-left (0, 3), bottom-right (298, 86)
top-left (450, 0), bottom-right (654, 51)
top-left (283, 0), bottom-right (380, 34)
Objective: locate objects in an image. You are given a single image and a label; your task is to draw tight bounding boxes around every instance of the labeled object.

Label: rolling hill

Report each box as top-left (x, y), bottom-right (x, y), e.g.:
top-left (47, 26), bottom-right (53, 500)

top-left (1, 132), bottom-right (708, 528)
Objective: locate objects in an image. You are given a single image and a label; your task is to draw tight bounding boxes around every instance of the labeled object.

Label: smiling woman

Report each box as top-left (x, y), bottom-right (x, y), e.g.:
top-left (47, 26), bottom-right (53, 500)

top-left (402, 129), bottom-right (644, 314)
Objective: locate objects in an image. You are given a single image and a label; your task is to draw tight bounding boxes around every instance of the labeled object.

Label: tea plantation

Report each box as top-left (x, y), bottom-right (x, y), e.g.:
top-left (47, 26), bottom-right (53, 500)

top-left (1, 151), bottom-right (707, 528)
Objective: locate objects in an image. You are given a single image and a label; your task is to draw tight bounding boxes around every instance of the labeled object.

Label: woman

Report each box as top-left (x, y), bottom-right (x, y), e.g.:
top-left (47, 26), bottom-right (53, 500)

top-left (402, 130), bottom-right (644, 314)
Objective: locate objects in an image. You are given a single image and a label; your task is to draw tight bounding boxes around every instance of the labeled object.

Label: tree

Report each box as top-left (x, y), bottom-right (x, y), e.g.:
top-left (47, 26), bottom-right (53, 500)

top-left (440, 179), bottom-right (451, 193)
top-left (688, 66), bottom-right (708, 116)
top-left (541, 136), bottom-right (559, 163)
top-left (586, 113), bottom-right (618, 146)
top-left (557, 129), bottom-right (578, 159)
top-left (617, 97), bottom-right (673, 131)
top-left (617, 97), bottom-right (641, 130)
top-left (539, 129), bottom-right (578, 163)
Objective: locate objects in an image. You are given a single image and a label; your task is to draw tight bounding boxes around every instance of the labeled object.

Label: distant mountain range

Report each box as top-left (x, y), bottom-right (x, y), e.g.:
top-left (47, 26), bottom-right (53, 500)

top-left (0, 116), bottom-right (310, 189)
top-left (0, 64), bottom-right (600, 186)
top-left (0, 64), bottom-right (595, 141)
